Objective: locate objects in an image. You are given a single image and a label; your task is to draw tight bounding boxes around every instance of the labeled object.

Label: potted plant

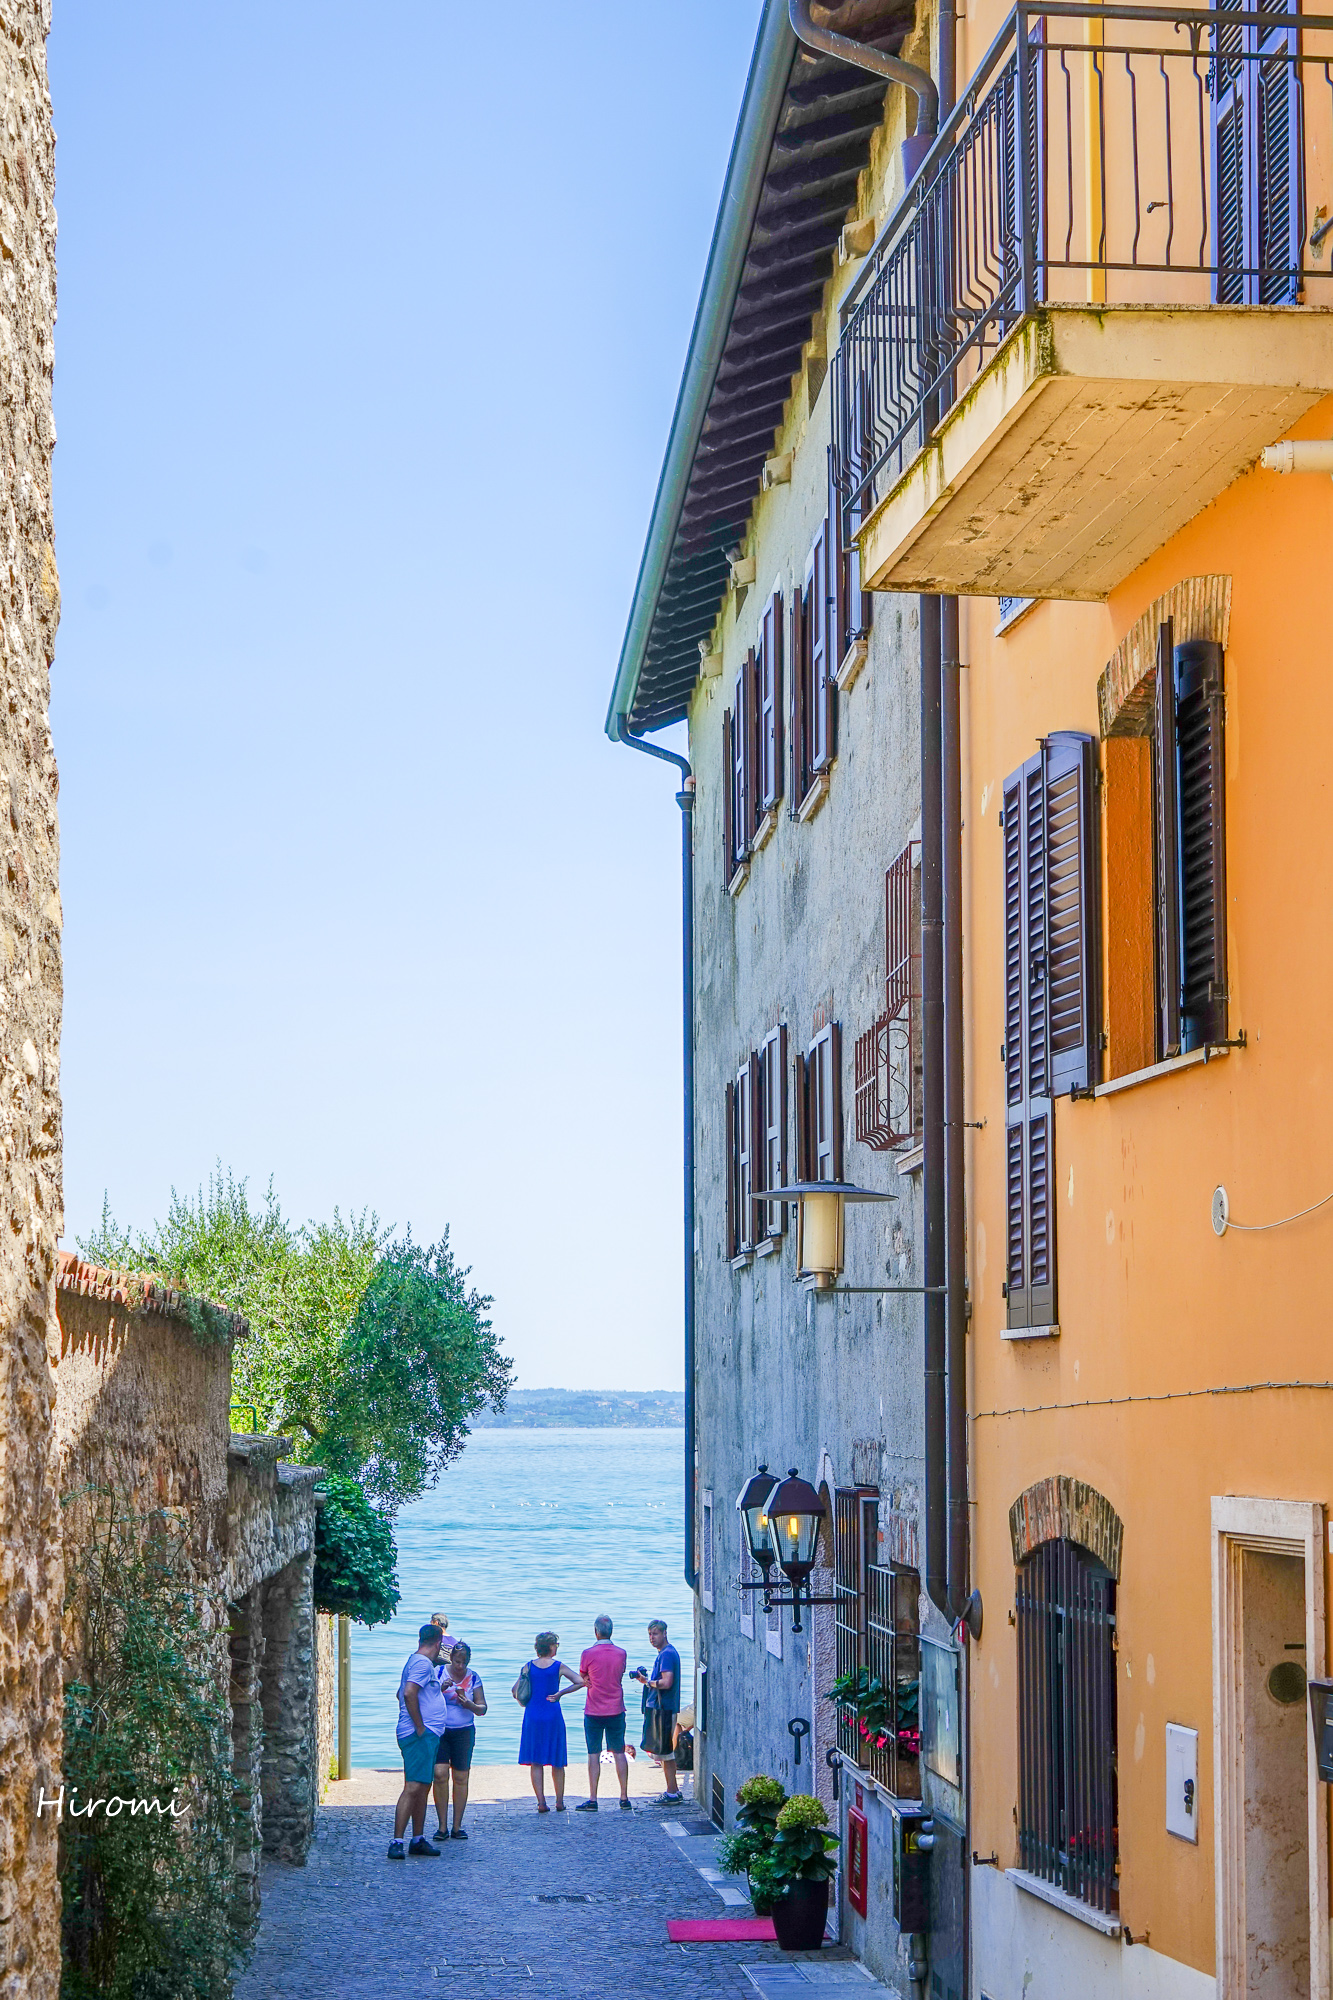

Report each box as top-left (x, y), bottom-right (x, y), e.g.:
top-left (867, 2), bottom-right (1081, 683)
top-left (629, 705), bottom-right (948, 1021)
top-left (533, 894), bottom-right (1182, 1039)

top-left (717, 1775), bottom-right (787, 1912)
top-left (768, 1794), bottom-right (839, 1951)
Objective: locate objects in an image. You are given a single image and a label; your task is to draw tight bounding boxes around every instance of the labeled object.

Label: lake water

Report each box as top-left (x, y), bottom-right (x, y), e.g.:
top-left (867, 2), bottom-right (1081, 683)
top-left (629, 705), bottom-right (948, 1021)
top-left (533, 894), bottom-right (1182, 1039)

top-left (349, 1428), bottom-right (695, 1767)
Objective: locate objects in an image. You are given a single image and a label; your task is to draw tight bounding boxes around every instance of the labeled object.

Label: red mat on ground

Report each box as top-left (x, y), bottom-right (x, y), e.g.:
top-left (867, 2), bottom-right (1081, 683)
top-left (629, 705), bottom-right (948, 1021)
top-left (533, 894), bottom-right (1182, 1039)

top-left (666, 1916), bottom-right (777, 1942)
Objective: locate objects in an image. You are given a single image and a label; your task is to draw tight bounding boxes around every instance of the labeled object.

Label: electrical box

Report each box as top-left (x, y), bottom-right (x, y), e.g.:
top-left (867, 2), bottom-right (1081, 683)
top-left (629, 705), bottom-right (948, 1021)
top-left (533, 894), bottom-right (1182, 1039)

top-left (1165, 1723), bottom-right (1198, 1842)
top-left (847, 1806), bottom-right (869, 1918)
top-left (889, 1800), bottom-right (934, 1933)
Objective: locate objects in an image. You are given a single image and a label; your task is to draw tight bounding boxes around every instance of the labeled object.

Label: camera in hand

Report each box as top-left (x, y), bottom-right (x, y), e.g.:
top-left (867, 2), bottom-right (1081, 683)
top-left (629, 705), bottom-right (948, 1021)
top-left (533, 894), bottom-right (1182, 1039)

top-left (633, 1666), bottom-right (648, 1679)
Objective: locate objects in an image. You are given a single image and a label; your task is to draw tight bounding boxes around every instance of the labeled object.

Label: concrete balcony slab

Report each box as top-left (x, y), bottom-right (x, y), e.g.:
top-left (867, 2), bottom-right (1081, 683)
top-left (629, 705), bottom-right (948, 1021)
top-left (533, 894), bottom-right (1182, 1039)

top-left (856, 306), bottom-right (1333, 601)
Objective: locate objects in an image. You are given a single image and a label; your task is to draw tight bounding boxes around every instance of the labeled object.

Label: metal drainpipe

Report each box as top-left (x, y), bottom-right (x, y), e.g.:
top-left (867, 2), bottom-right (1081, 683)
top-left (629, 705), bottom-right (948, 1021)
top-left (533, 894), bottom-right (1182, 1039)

top-left (942, 596), bottom-right (966, 1619)
top-left (920, 595), bottom-right (949, 1623)
top-left (614, 716), bottom-right (698, 1589)
top-left (788, 0), bottom-right (939, 136)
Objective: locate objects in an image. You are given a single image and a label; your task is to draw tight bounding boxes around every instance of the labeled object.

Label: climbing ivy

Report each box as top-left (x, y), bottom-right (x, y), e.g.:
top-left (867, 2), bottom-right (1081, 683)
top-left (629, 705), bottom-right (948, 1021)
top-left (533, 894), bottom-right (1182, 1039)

top-left (60, 1501), bottom-right (246, 2000)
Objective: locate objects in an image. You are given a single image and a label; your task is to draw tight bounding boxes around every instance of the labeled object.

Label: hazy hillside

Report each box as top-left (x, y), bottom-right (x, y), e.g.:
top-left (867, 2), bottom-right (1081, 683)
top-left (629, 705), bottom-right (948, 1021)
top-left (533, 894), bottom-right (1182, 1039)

top-left (471, 1388), bottom-right (685, 1429)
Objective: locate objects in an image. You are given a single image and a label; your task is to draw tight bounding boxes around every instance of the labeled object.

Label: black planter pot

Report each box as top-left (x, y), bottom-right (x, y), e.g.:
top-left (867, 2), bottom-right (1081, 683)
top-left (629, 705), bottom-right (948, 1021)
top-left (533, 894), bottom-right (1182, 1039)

top-left (771, 1876), bottom-right (829, 1952)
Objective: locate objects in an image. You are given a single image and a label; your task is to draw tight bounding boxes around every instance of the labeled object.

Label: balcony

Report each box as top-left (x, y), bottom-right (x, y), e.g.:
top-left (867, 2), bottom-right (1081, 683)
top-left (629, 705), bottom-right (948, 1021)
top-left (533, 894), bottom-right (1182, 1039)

top-left (833, 3), bottom-right (1333, 600)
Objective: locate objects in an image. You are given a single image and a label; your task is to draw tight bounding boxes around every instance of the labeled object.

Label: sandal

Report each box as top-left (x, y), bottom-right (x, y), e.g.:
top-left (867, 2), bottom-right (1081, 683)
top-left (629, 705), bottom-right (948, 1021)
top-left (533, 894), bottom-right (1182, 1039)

top-left (535, 1803), bottom-right (550, 1814)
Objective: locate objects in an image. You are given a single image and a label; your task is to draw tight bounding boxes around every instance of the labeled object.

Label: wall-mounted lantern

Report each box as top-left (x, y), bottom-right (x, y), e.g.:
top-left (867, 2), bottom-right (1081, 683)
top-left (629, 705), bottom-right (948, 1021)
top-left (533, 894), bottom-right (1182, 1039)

top-left (1309, 1678), bottom-right (1333, 1783)
top-left (758, 1181), bottom-right (896, 1288)
top-left (737, 1465), bottom-right (836, 1633)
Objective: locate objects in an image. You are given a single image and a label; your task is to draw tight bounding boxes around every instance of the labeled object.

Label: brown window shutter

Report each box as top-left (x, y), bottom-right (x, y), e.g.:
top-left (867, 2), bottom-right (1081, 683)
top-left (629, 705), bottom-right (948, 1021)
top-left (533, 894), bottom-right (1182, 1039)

top-left (1045, 732), bottom-right (1099, 1096)
top-left (744, 648), bottom-right (760, 845)
top-left (759, 1026), bottom-right (787, 1238)
top-left (778, 1023), bottom-right (789, 1201)
top-left (748, 1049), bottom-right (763, 1228)
top-left (828, 448), bottom-right (849, 671)
top-left (1175, 640), bottom-right (1227, 1048)
top-left (811, 521), bottom-right (832, 772)
top-left (732, 666), bottom-right (752, 865)
top-left (1003, 753), bottom-right (1057, 1331)
top-left (831, 1021), bottom-right (844, 1184)
top-left (722, 708), bottom-right (734, 884)
top-left (1154, 619), bottom-right (1182, 1059)
top-left (725, 1077), bottom-right (737, 1259)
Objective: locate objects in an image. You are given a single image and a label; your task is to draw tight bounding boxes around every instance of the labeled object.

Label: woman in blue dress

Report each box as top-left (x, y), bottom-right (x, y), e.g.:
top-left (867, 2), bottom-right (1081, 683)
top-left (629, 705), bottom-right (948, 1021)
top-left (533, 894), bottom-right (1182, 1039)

top-left (513, 1630), bottom-right (580, 1812)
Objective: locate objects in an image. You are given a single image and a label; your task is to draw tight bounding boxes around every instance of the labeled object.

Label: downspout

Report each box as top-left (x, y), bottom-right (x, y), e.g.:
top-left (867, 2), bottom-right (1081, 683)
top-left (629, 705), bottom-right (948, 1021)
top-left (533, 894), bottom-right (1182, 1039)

top-left (920, 595), bottom-right (949, 1624)
top-left (614, 716), bottom-right (698, 1590)
top-left (788, 0), bottom-right (939, 136)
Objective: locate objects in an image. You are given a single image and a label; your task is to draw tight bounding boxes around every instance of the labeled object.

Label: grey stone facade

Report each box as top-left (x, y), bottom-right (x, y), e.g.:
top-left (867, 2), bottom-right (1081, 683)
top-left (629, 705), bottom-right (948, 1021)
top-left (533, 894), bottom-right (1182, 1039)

top-left (687, 352), bottom-right (931, 1992)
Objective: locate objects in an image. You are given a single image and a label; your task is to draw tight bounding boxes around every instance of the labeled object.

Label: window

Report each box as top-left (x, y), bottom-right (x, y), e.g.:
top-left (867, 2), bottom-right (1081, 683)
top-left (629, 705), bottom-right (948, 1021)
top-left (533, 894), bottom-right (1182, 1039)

top-left (866, 1563), bottom-right (921, 1800)
top-left (739, 1513), bottom-right (756, 1639)
top-left (791, 520), bottom-right (835, 809)
top-left (725, 1057), bottom-right (757, 1261)
top-left (1104, 625), bottom-right (1227, 1074)
top-left (757, 591), bottom-right (784, 817)
top-left (723, 654), bottom-right (755, 883)
top-left (1001, 734), bottom-right (1097, 1330)
top-left (856, 840), bottom-right (922, 1150)
top-left (831, 433), bottom-right (871, 674)
top-left (1015, 1537), bottom-right (1119, 1917)
top-left (834, 1487), bottom-right (877, 1759)
top-left (809, 1023), bottom-right (843, 1184)
top-left (701, 1491), bottom-right (714, 1612)
top-left (1213, 0), bottom-right (1299, 305)
top-left (757, 1026), bottom-right (788, 1240)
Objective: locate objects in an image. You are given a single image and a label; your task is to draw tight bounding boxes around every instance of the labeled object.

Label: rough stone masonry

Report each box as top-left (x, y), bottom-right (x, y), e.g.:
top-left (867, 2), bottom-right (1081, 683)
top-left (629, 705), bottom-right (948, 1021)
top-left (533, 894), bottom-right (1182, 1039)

top-left (0, 3), bottom-right (62, 1997)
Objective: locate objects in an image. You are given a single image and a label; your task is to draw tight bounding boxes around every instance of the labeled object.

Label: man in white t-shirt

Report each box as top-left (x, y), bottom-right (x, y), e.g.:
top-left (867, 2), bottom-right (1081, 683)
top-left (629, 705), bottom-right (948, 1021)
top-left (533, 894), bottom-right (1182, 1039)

top-left (389, 1624), bottom-right (449, 1859)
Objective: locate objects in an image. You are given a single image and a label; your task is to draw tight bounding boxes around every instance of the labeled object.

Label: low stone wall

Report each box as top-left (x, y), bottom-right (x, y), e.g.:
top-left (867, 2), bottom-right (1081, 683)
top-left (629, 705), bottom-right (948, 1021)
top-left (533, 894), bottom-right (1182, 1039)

top-left (50, 1255), bottom-right (327, 1957)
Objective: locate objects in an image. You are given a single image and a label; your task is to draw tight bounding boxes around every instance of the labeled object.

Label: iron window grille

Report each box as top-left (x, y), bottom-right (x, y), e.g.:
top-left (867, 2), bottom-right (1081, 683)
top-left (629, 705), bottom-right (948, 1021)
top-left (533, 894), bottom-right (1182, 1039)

top-left (1016, 1537), bottom-right (1119, 1916)
top-left (865, 1563), bottom-right (922, 1800)
top-left (856, 840), bottom-right (922, 1150)
top-left (834, 1488), bottom-right (878, 1763)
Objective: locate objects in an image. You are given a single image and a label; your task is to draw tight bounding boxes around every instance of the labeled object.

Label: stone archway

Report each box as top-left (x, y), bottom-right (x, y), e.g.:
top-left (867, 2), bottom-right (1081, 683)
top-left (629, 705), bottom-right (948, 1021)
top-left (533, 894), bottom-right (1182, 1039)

top-left (1008, 1474), bottom-right (1123, 1577)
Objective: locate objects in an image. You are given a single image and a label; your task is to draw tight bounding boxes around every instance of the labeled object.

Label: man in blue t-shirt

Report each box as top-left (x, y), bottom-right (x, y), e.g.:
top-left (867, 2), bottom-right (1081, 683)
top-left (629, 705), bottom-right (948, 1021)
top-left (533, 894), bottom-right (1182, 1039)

top-left (630, 1619), bottom-right (684, 1803)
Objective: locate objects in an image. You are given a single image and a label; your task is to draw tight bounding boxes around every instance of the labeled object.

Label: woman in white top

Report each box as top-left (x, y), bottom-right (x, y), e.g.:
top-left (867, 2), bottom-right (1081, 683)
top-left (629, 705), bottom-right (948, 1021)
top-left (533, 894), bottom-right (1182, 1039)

top-left (433, 1641), bottom-right (487, 1840)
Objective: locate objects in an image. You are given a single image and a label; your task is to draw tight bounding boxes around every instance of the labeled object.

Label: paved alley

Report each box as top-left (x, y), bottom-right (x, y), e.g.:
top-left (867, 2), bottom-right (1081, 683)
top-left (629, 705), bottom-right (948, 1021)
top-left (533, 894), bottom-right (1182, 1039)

top-left (234, 1776), bottom-right (878, 2000)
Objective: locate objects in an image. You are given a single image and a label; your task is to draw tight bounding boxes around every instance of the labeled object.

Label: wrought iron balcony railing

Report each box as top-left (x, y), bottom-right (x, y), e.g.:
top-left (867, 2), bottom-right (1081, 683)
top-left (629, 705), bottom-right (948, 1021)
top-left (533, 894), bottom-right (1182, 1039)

top-left (831, 1), bottom-right (1333, 537)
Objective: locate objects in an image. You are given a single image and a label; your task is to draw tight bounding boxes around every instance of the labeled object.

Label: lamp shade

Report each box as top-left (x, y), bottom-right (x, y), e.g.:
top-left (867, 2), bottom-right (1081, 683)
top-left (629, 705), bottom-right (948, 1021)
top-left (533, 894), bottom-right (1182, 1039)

top-left (758, 1182), bottom-right (895, 1288)
top-left (737, 1466), bottom-right (779, 1572)
top-left (766, 1468), bottom-right (825, 1585)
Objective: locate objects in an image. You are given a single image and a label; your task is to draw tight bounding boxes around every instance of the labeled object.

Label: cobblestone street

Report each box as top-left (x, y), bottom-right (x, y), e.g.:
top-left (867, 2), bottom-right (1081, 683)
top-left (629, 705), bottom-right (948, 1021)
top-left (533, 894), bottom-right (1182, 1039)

top-left (235, 1774), bottom-right (874, 2000)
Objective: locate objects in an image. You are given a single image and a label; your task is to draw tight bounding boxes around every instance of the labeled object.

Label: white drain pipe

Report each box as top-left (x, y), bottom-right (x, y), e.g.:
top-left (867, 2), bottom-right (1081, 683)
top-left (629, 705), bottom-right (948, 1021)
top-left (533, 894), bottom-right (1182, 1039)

top-left (1260, 440), bottom-right (1333, 475)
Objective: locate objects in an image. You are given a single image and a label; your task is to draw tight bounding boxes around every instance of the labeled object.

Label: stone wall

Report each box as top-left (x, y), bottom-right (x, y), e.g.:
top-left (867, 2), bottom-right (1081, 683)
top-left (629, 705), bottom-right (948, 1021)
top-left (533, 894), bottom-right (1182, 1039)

top-left (316, 1612), bottom-right (336, 1793)
top-left (50, 1259), bottom-right (326, 1958)
top-left (0, 5), bottom-right (62, 1995)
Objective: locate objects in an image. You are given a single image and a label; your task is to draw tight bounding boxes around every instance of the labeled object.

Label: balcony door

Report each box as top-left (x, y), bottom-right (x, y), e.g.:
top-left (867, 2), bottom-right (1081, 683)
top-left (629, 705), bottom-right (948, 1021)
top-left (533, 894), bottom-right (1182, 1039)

top-left (1213, 0), bottom-right (1302, 303)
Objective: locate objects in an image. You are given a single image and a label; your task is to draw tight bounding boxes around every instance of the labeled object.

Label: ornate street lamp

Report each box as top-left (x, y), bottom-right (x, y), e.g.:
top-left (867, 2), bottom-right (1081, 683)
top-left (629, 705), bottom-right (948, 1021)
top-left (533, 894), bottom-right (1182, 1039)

top-left (737, 1465), bottom-right (779, 1585)
top-left (736, 1464), bottom-right (834, 1633)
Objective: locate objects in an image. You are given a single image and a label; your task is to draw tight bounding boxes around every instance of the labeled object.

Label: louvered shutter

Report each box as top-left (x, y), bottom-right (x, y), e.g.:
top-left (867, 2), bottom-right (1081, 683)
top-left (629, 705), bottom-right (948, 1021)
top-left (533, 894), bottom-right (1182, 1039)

top-left (830, 1022), bottom-right (844, 1184)
top-left (1003, 754), bottom-right (1057, 1330)
top-left (723, 708), bottom-right (735, 883)
top-left (1212, 0), bottom-right (1299, 304)
top-left (1213, 11), bottom-right (1246, 305)
top-left (759, 592), bottom-right (784, 813)
top-left (1256, 11), bottom-right (1299, 304)
top-left (1176, 640), bottom-right (1227, 1048)
top-left (725, 1077), bottom-right (737, 1259)
top-left (1154, 620), bottom-right (1182, 1059)
top-left (745, 649), bottom-right (760, 844)
top-left (1045, 732), bottom-right (1099, 1096)
top-left (811, 522), bottom-right (832, 773)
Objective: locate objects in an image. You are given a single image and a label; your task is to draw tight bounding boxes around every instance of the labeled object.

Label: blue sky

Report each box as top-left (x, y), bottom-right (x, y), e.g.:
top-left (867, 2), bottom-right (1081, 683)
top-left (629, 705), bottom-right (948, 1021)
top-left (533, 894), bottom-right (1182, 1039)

top-left (48, 4), bottom-right (760, 1393)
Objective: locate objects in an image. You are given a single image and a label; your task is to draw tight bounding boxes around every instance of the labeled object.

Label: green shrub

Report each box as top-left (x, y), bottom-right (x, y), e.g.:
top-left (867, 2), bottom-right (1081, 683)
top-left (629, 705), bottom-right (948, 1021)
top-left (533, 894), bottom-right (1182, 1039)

top-left (313, 1474), bottom-right (399, 1626)
top-left (60, 1503), bottom-right (245, 2000)
top-left (772, 1792), bottom-right (840, 1888)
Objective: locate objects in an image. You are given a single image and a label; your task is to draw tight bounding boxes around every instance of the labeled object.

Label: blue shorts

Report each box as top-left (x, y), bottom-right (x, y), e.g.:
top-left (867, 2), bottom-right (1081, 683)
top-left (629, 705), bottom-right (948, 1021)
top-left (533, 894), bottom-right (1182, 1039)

top-left (584, 1713), bottom-right (627, 1754)
top-left (436, 1725), bottom-right (476, 1772)
top-left (399, 1729), bottom-right (439, 1785)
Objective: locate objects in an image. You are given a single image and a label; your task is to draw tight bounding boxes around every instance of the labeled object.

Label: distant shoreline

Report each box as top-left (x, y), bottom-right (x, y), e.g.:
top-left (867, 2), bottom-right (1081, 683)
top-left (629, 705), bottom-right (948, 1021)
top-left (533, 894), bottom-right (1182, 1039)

top-left (471, 1388), bottom-right (684, 1430)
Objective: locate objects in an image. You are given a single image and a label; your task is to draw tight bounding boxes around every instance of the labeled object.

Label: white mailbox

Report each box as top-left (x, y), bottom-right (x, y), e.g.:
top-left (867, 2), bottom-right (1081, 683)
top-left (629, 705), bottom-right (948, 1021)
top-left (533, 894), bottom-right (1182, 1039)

top-left (1165, 1723), bottom-right (1199, 1842)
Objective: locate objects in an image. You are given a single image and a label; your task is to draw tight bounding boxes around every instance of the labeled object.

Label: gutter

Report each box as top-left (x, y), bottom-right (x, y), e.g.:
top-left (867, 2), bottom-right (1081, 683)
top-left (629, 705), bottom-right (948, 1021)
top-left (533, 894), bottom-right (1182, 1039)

top-left (613, 720), bottom-right (698, 1590)
top-left (604, 1), bottom-right (797, 739)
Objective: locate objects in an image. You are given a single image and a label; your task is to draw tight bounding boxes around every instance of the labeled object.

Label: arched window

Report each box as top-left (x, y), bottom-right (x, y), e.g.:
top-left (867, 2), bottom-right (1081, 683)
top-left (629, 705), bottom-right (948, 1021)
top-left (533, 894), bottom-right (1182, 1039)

top-left (1016, 1537), bottom-right (1119, 1916)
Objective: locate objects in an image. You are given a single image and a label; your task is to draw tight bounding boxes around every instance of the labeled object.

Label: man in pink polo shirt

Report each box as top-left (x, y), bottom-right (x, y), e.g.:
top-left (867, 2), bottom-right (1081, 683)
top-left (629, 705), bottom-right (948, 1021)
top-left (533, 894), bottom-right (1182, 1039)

top-left (572, 1614), bottom-right (630, 1811)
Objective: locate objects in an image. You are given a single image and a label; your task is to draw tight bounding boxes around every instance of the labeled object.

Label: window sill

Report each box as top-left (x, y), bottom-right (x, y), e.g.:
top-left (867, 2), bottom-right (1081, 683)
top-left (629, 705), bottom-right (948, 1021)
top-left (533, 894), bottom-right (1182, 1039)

top-left (1001, 1322), bottom-right (1060, 1342)
top-left (835, 637), bottom-right (869, 693)
top-left (752, 808), bottom-right (778, 854)
top-left (1091, 1041), bottom-right (1230, 1099)
top-left (896, 1144), bottom-right (924, 1177)
top-left (730, 1252), bottom-right (753, 1272)
top-left (727, 861), bottom-right (750, 899)
top-left (755, 1236), bottom-right (781, 1257)
top-left (1006, 1868), bottom-right (1121, 1938)
top-left (796, 771), bottom-right (831, 824)
top-left (995, 596), bottom-right (1036, 636)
